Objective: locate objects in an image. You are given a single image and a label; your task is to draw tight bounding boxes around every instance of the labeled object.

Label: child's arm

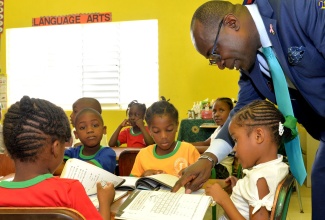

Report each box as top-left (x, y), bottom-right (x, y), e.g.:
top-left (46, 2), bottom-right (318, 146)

top-left (97, 182), bottom-right (115, 220)
top-left (135, 119), bottom-right (155, 145)
top-left (205, 183), bottom-right (245, 220)
top-left (249, 177), bottom-right (270, 220)
top-left (108, 119), bottom-right (129, 147)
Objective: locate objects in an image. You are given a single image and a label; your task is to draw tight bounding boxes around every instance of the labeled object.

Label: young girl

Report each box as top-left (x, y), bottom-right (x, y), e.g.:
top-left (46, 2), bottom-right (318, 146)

top-left (109, 100), bottom-right (154, 148)
top-left (130, 98), bottom-right (201, 177)
top-left (65, 108), bottom-right (116, 173)
top-left (191, 97), bottom-right (234, 178)
top-left (0, 96), bottom-right (115, 220)
top-left (205, 100), bottom-right (290, 220)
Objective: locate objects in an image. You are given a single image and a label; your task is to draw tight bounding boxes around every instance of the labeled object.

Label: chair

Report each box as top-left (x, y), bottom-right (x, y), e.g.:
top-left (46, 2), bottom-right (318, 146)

top-left (0, 207), bottom-right (85, 220)
top-left (118, 149), bottom-right (140, 176)
top-left (0, 153), bottom-right (15, 177)
top-left (270, 173), bottom-right (295, 220)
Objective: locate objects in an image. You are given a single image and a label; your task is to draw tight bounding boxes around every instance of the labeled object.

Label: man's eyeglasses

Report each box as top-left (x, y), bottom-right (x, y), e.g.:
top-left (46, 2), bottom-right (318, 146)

top-left (209, 19), bottom-right (224, 65)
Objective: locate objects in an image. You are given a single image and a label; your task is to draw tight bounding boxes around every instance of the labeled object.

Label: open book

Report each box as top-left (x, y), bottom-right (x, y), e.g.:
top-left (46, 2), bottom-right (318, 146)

top-left (135, 173), bottom-right (185, 192)
top-left (60, 158), bottom-right (125, 195)
top-left (116, 174), bottom-right (204, 194)
top-left (115, 190), bottom-right (213, 220)
top-left (115, 176), bottom-right (139, 191)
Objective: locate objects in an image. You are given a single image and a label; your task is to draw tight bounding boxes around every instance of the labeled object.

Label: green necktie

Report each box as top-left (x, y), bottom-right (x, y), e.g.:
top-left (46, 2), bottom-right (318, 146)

top-left (262, 47), bottom-right (307, 185)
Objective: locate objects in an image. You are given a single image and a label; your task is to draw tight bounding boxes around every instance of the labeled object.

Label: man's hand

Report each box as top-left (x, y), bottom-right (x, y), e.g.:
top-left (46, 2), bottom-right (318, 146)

top-left (172, 158), bottom-right (213, 193)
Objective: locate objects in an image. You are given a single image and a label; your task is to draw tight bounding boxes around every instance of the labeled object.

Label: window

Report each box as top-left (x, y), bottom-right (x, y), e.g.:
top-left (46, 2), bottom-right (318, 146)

top-left (6, 19), bottom-right (158, 110)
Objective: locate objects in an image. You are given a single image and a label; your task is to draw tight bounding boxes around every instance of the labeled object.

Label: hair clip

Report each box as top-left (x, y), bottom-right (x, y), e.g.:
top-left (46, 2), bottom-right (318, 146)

top-left (279, 122), bottom-right (284, 136)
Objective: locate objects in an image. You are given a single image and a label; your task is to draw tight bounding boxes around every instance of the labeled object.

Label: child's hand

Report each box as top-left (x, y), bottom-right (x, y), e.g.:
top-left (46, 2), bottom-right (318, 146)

top-left (142, 169), bottom-right (166, 177)
top-left (97, 182), bottom-right (115, 206)
top-left (205, 183), bottom-right (228, 204)
top-left (135, 119), bottom-right (145, 128)
top-left (120, 119), bottom-right (130, 127)
top-left (225, 176), bottom-right (238, 189)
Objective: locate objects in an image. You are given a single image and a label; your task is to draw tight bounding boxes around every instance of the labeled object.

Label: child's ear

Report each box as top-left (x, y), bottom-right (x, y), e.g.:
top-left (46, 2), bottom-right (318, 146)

top-left (51, 140), bottom-right (61, 158)
top-left (73, 129), bottom-right (79, 139)
top-left (102, 125), bottom-right (107, 135)
top-left (255, 127), bottom-right (264, 144)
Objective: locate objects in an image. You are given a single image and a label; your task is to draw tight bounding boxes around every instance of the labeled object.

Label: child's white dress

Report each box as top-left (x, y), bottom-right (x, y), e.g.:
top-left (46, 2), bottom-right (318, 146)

top-left (220, 155), bottom-right (289, 220)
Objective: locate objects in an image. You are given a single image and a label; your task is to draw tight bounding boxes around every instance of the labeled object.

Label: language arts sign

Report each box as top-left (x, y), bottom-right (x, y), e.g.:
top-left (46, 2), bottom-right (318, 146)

top-left (32, 12), bottom-right (112, 26)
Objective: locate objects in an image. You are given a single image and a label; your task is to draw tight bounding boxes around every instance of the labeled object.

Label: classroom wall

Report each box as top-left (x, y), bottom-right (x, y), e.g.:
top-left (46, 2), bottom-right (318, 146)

top-left (2, 0), bottom-right (242, 137)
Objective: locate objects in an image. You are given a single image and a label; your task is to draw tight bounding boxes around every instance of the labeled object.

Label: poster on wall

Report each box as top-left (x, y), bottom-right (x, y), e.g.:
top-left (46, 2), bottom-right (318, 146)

top-left (0, 75), bottom-right (6, 109)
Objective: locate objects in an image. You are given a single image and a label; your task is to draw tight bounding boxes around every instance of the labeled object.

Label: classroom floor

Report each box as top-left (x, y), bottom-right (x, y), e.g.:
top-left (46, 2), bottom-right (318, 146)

top-left (203, 184), bottom-right (311, 220)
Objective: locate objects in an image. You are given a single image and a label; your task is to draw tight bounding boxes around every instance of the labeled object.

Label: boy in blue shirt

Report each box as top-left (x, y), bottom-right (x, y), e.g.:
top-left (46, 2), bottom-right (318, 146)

top-left (65, 108), bottom-right (116, 173)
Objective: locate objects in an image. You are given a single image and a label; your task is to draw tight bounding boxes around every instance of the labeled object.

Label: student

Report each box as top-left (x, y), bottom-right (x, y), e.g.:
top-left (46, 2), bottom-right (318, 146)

top-left (65, 108), bottom-right (116, 173)
top-left (109, 100), bottom-right (154, 148)
top-left (130, 98), bottom-right (200, 177)
top-left (205, 100), bottom-right (290, 220)
top-left (70, 97), bottom-right (108, 147)
top-left (191, 98), bottom-right (234, 179)
top-left (0, 96), bottom-right (115, 220)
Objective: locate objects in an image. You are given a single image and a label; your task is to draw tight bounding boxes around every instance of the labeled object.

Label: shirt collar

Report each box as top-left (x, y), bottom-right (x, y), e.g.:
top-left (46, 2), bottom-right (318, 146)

top-left (245, 4), bottom-right (272, 48)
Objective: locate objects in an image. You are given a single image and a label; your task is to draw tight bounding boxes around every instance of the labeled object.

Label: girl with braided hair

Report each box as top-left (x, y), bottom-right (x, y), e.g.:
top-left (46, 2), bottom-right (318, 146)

top-left (0, 96), bottom-right (114, 220)
top-left (130, 97), bottom-right (200, 177)
top-left (109, 100), bottom-right (154, 148)
top-left (205, 100), bottom-right (291, 220)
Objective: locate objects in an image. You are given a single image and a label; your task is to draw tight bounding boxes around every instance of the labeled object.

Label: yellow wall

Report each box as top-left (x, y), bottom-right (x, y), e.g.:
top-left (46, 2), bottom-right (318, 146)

top-left (3, 0), bottom-right (242, 137)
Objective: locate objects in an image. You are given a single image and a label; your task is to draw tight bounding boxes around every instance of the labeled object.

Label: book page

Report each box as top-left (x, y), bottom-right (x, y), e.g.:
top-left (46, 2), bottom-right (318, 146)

top-left (115, 190), bottom-right (212, 220)
top-left (60, 158), bottom-right (125, 195)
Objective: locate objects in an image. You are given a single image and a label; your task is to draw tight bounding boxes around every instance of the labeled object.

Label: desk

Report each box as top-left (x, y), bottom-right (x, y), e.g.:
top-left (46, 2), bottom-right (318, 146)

top-left (177, 119), bottom-right (215, 142)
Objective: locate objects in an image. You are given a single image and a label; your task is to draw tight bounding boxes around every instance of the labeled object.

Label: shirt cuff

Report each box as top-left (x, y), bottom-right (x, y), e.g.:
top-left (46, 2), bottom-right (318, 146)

top-left (205, 139), bottom-right (233, 164)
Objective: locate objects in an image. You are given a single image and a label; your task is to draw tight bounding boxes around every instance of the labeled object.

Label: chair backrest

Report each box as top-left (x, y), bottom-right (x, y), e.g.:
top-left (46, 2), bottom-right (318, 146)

top-left (0, 207), bottom-right (85, 220)
top-left (118, 149), bottom-right (140, 176)
top-left (270, 173), bottom-right (295, 220)
top-left (0, 153), bottom-right (15, 177)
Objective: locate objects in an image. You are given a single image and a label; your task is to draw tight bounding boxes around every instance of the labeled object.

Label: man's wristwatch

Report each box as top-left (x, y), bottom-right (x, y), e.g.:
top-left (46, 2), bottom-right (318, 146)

top-left (198, 155), bottom-right (216, 169)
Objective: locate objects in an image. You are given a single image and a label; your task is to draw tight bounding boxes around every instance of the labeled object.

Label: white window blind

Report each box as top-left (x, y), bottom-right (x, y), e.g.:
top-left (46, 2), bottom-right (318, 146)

top-left (6, 19), bottom-right (158, 110)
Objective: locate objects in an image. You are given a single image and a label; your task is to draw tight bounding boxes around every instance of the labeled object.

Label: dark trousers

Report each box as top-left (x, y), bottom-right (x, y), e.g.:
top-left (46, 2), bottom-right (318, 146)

top-left (311, 132), bottom-right (325, 220)
top-left (289, 89), bottom-right (325, 219)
